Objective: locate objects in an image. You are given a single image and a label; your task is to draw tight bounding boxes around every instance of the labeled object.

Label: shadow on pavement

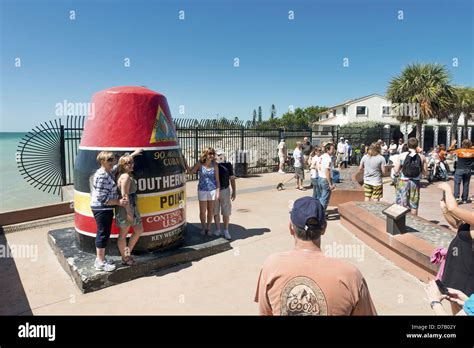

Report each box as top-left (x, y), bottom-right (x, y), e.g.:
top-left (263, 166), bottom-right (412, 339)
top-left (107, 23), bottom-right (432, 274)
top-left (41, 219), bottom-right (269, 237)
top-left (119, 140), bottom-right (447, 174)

top-left (0, 231), bottom-right (33, 315)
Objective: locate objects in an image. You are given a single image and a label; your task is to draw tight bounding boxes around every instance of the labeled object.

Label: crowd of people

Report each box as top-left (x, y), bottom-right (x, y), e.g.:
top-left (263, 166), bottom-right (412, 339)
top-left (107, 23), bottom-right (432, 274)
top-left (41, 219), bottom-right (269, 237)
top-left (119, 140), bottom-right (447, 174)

top-left (89, 147), bottom-right (237, 272)
top-left (87, 134), bottom-right (473, 316)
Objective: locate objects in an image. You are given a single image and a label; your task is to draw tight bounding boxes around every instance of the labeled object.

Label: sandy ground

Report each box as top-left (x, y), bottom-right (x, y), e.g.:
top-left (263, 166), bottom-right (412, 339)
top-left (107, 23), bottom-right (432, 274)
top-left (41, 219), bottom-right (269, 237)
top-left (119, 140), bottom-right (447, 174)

top-left (3, 170), bottom-right (466, 315)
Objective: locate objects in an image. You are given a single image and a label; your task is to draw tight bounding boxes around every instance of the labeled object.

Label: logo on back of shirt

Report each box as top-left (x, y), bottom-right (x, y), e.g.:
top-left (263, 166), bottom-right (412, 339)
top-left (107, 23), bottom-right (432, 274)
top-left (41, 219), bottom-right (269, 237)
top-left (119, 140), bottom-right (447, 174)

top-left (280, 276), bottom-right (328, 316)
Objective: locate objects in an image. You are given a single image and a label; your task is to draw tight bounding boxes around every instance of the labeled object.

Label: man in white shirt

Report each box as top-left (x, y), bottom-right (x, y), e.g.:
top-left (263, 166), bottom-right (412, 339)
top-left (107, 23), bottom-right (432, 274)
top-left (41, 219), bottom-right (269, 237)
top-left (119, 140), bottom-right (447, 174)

top-left (336, 137), bottom-right (347, 170)
top-left (317, 143), bottom-right (336, 212)
top-left (389, 140), bottom-right (398, 156)
top-left (278, 139), bottom-right (287, 174)
top-left (397, 138), bottom-right (404, 154)
top-left (293, 142), bottom-right (305, 190)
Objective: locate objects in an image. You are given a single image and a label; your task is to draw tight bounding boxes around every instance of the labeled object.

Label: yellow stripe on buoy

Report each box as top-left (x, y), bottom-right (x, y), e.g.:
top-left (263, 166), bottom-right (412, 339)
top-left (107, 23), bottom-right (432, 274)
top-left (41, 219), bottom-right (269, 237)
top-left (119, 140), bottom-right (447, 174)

top-left (74, 188), bottom-right (186, 217)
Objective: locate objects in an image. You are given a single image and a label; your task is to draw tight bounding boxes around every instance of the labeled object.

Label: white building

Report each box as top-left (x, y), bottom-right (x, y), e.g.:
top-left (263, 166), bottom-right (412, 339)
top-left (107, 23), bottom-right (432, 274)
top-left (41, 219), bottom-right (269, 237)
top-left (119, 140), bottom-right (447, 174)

top-left (317, 93), bottom-right (472, 127)
top-left (315, 93), bottom-right (473, 148)
top-left (317, 94), bottom-right (396, 126)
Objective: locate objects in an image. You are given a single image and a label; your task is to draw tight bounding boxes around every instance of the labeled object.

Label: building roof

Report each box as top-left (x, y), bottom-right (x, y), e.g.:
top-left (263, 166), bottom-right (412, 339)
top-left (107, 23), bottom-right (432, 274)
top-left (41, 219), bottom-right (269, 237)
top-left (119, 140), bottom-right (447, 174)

top-left (315, 117), bottom-right (342, 126)
top-left (317, 93), bottom-right (387, 115)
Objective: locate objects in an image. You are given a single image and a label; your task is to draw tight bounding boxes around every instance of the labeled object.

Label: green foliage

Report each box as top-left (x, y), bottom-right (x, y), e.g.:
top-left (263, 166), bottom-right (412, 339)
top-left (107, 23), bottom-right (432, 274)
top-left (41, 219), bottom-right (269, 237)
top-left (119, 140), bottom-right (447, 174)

top-left (278, 105), bottom-right (328, 129)
top-left (453, 86), bottom-right (474, 118)
top-left (270, 104), bottom-right (276, 119)
top-left (386, 63), bottom-right (455, 124)
top-left (339, 121), bottom-right (385, 130)
top-left (258, 106), bottom-right (263, 123)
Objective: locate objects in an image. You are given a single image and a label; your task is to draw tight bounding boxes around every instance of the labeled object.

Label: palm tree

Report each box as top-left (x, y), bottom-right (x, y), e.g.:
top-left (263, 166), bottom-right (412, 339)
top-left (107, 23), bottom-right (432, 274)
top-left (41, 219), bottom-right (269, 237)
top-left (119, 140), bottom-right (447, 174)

top-left (387, 63), bottom-right (455, 143)
top-left (452, 86), bottom-right (474, 140)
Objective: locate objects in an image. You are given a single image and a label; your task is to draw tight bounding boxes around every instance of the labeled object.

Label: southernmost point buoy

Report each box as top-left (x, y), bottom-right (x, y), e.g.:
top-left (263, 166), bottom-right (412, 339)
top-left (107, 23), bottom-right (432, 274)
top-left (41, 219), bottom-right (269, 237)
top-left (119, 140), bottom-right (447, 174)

top-left (73, 86), bottom-right (186, 253)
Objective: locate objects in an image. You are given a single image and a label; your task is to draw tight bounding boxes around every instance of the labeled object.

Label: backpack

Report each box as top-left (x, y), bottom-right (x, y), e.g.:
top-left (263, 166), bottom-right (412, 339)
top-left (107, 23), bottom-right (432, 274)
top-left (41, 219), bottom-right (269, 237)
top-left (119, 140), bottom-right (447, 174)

top-left (402, 152), bottom-right (422, 178)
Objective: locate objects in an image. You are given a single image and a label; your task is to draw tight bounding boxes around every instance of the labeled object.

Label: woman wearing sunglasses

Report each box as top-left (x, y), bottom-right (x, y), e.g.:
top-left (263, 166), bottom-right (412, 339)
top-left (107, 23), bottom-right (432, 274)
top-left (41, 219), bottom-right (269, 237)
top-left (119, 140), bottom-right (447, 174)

top-left (188, 147), bottom-right (220, 235)
top-left (90, 151), bottom-right (129, 272)
top-left (115, 153), bottom-right (144, 265)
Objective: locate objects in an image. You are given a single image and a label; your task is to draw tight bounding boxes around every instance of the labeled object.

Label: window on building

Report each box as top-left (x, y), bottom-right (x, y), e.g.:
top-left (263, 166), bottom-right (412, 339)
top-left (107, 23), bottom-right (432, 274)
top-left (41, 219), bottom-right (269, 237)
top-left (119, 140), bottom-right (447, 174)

top-left (382, 106), bottom-right (391, 116)
top-left (343, 107), bottom-right (347, 115)
top-left (356, 106), bottom-right (367, 116)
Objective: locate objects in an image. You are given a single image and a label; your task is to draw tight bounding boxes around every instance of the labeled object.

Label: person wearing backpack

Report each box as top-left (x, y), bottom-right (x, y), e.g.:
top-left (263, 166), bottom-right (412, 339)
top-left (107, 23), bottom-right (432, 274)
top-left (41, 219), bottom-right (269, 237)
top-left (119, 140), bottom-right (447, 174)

top-left (393, 137), bottom-right (427, 216)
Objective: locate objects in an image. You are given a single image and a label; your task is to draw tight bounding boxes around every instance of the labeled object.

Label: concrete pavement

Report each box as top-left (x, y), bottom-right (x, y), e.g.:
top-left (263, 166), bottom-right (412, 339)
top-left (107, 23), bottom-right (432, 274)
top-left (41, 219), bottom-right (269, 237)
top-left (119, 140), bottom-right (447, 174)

top-left (1, 172), bottom-right (445, 315)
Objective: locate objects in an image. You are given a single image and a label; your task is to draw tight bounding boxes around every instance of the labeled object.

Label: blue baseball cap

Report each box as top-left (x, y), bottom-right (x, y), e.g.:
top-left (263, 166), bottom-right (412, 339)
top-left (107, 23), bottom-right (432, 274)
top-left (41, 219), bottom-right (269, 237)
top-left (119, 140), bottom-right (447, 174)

top-left (290, 197), bottom-right (326, 231)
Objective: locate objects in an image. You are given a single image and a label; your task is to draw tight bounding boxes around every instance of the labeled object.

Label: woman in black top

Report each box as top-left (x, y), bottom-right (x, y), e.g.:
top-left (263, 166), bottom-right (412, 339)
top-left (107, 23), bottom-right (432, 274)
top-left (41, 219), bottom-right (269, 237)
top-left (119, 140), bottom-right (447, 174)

top-left (438, 183), bottom-right (474, 311)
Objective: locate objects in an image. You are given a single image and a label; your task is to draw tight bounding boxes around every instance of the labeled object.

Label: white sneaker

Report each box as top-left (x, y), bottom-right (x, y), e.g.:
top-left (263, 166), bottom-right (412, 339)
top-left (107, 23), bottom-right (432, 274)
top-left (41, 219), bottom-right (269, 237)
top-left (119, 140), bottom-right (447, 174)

top-left (223, 230), bottom-right (231, 240)
top-left (278, 170), bottom-right (285, 174)
top-left (94, 258), bottom-right (116, 272)
top-left (214, 229), bottom-right (222, 237)
top-left (104, 256), bottom-right (115, 265)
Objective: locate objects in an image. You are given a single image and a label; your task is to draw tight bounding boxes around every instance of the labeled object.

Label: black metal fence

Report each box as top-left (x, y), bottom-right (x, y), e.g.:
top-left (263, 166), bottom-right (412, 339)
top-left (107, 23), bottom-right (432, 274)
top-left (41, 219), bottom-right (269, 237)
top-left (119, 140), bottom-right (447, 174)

top-left (17, 116), bottom-right (338, 195)
top-left (172, 118), bottom-right (337, 175)
top-left (20, 115), bottom-right (469, 196)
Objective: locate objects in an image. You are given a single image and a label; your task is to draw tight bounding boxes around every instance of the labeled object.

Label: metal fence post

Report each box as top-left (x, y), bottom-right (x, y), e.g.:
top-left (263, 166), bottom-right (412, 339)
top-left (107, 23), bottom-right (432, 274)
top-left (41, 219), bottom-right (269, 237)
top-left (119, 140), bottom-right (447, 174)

top-left (240, 126), bottom-right (244, 150)
top-left (59, 125), bottom-right (67, 187)
top-left (194, 126), bottom-right (199, 164)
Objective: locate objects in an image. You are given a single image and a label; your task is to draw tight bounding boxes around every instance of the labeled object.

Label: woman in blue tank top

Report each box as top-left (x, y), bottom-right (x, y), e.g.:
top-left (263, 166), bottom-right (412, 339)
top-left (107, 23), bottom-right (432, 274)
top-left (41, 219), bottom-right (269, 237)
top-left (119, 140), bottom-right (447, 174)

top-left (188, 147), bottom-right (220, 235)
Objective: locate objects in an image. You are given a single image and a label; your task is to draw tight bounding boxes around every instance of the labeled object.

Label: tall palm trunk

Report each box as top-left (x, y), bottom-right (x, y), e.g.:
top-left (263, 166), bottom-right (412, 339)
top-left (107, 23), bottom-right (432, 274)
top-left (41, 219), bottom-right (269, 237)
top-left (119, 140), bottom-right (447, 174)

top-left (450, 114), bottom-right (459, 143)
top-left (463, 113), bottom-right (469, 140)
top-left (416, 120), bottom-right (422, 146)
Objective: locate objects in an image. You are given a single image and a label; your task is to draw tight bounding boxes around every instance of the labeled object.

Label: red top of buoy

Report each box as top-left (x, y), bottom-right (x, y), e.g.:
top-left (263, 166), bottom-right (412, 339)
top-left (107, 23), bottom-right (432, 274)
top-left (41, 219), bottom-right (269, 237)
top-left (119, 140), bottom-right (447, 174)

top-left (80, 86), bottom-right (179, 148)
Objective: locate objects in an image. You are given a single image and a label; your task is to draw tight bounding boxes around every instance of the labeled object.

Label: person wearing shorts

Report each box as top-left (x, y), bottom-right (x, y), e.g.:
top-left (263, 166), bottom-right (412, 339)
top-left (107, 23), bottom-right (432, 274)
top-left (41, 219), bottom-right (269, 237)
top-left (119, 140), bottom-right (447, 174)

top-left (359, 143), bottom-right (386, 202)
top-left (188, 147), bottom-right (220, 235)
top-left (293, 142), bottom-right (305, 190)
top-left (393, 138), bottom-right (427, 216)
top-left (395, 179), bottom-right (420, 210)
top-left (336, 137), bottom-right (347, 169)
top-left (278, 139), bottom-right (287, 174)
top-left (213, 149), bottom-right (236, 240)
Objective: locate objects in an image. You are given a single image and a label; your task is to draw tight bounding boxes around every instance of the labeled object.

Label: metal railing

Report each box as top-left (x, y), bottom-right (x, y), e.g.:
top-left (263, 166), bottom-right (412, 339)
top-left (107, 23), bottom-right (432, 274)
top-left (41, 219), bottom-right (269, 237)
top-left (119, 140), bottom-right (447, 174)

top-left (17, 116), bottom-right (337, 195)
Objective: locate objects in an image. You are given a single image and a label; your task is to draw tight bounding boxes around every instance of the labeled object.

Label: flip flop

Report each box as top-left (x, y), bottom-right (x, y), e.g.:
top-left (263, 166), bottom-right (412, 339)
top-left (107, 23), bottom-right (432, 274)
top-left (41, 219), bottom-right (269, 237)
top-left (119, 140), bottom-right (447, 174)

top-left (121, 256), bottom-right (134, 266)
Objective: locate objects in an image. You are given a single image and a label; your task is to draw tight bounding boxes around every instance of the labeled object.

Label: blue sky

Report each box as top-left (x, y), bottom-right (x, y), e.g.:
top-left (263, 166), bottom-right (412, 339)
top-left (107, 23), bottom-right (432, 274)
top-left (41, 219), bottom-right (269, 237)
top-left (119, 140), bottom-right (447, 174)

top-left (1, 0), bottom-right (472, 131)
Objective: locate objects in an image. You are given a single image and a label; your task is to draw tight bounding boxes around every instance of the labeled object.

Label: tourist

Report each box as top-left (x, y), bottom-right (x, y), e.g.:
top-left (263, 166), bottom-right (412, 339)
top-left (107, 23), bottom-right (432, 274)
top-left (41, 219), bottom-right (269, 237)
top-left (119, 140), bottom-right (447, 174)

top-left (397, 138), bottom-right (404, 154)
top-left (439, 144), bottom-right (450, 173)
top-left (188, 147), bottom-right (220, 235)
top-left (359, 143), bottom-right (386, 202)
top-left (213, 149), bottom-right (236, 240)
top-left (380, 141), bottom-right (389, 163)
top-left (293, 142), bottom-right (305, 190)
top-left (336, 137), bottom-right (347, 169)
top-left (90, 151), bottom-right (129, 272)
top-left (437, 182), bottom-right (474, 302)
top-left (318, 142), bottom-right (336, 212)
top-left (358, 143), bottom-right (366, 165)
top-left (390, 144), bottom-right (408, 188)
top-left (254, 196), bottom-right (377, 315)
top-left (393, 137), bottom-right (427, 216)
top-left (345, 140), bottom-right (353, 166)
top-left (115, 152), bottom-right (144, 266)
top-left (301, 136), bottom-right (313, 169)
top-left (389, 139), bottom-right (398, 156)
top-left (278, 138), bottom-right (287, 174)
top-left (309, 146), bottom-right (322, 200)
top-left (424, 280), bottom-right (473, 316)
top-left (448, 139), bottom-right (474, 204)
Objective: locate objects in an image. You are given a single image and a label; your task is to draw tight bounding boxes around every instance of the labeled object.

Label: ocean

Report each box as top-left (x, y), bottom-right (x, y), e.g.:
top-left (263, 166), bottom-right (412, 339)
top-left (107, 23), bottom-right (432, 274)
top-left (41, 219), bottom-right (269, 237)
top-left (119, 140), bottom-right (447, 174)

top-left (0, 133), bottom-right (61, 212)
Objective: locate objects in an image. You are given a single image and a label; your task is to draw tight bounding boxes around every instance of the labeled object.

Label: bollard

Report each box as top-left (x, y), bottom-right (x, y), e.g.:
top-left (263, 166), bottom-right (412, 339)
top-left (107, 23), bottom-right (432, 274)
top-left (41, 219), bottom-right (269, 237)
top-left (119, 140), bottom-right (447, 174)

top-left (73, 86), bottom-right (186, 254)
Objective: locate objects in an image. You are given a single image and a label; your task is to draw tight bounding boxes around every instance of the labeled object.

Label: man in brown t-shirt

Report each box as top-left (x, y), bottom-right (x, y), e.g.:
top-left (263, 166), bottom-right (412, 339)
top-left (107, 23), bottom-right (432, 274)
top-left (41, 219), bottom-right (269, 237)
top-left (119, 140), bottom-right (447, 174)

top-left (255, 196), bottom-right (377, 315)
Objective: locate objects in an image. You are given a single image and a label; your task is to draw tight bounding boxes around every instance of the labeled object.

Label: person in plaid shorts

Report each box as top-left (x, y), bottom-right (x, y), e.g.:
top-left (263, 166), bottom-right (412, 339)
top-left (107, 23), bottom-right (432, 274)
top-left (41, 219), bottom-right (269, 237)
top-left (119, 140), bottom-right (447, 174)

top-left (359, 143), bottom-right (386, 201)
